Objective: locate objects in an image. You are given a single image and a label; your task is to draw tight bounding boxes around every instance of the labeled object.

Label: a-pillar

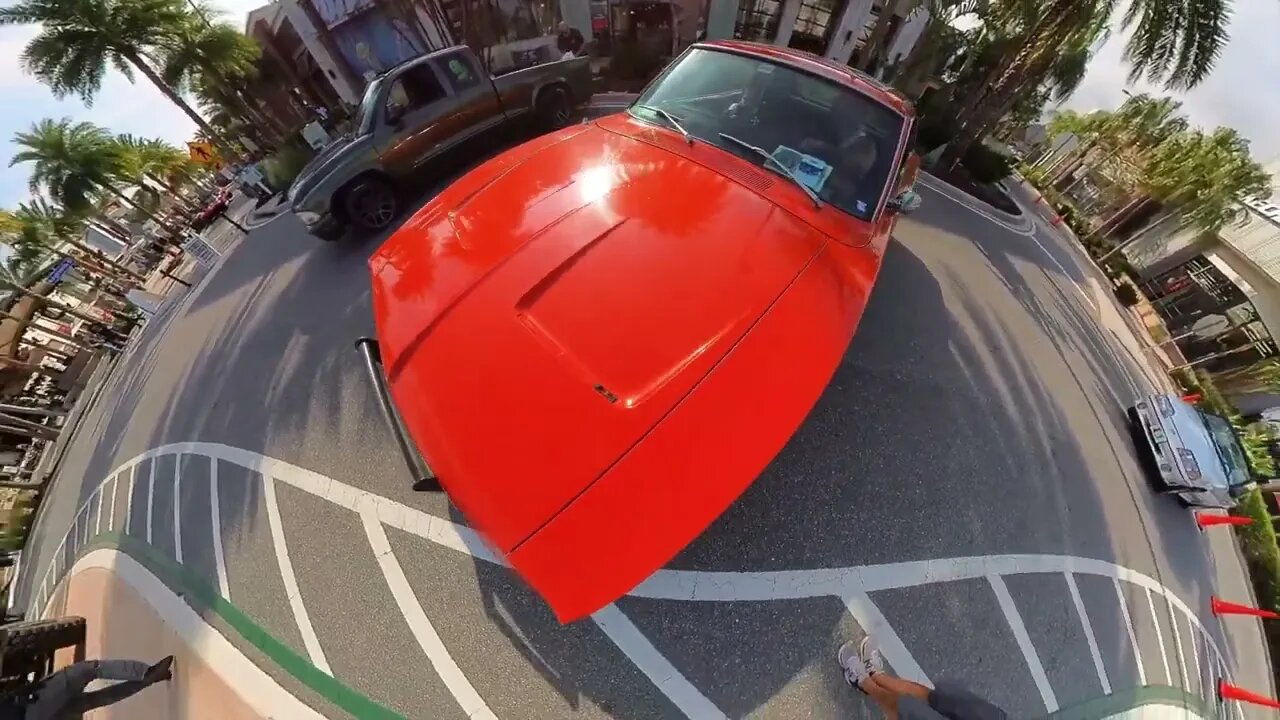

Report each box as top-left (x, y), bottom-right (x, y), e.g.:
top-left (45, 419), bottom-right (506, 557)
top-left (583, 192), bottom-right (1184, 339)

top-left (706, 0), bottom-right (739, 40)
top-left (773, 0), bottom-right (803, 47)
top-left (560, 0), bottom-right (593, 39)
top-left (825, 0), bottom-right (875, 64)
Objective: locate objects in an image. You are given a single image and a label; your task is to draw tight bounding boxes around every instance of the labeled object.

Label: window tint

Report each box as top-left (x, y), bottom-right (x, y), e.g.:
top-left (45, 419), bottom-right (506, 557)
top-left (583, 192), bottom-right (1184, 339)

top-left (439, 51), bottom-right (484, 92)
top-left (386, 64), bottom-right (446, 117)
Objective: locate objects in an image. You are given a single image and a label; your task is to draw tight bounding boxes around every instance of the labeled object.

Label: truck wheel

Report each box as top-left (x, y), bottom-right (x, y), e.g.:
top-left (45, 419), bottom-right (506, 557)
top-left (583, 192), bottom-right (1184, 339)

top-left (343, 177), bottom-right (398, 232)
top-left (536, 87), bottom-right (572, 130)
top-left (0, 616), bottom-right (87, 675)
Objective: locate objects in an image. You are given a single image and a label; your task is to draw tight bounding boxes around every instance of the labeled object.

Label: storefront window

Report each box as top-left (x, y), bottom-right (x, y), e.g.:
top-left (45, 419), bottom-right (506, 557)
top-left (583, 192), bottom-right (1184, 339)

top-left (449, 0), bottom-right (561, 46)
top-left (788, 0), bottom-right (845, 55)
top-left (733, 0), bottom-right (782, 42)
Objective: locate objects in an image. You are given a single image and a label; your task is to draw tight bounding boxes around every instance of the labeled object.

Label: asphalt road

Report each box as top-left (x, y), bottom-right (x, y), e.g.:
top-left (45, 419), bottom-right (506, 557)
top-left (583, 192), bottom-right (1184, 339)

top-left (12, 140), bottom-right (1275, 719)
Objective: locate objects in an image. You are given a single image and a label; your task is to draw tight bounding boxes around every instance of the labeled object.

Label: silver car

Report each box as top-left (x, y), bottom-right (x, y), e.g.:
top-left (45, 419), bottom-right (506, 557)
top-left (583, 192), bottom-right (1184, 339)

top-left (1128, 394), bottom-right (1256, 508)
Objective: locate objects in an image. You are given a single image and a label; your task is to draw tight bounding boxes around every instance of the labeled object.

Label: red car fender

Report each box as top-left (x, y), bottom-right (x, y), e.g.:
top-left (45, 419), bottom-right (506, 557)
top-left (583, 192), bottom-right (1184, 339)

top-left (507, 239), bottom-right (883, 622)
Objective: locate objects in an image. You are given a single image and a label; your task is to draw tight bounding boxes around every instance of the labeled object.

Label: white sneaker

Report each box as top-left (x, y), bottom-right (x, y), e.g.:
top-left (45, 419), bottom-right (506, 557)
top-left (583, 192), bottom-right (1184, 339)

top-left (837, 637), bottom-right (884, 691)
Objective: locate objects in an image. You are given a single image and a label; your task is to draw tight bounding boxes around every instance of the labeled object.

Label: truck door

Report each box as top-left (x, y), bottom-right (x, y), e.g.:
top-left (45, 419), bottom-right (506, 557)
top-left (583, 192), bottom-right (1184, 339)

top-left (433, 50), bottom-right (506, 142)
top-left (373, 61), bottom-right (453, 177)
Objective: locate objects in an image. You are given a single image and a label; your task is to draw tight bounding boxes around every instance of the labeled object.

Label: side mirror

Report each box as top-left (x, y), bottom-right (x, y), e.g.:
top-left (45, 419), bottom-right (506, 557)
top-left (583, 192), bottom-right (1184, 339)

top-left (1230, 482), bottom-right (1257, 499)
top-left (887, 189), bottom-right (922, 215)
top-left (386, 102), bottom-right (406, 126)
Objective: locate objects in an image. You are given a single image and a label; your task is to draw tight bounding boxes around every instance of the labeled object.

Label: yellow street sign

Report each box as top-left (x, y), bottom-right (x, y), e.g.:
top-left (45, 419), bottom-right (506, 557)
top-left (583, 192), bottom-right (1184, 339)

top-left (187, 141), bottom-right (220, 166)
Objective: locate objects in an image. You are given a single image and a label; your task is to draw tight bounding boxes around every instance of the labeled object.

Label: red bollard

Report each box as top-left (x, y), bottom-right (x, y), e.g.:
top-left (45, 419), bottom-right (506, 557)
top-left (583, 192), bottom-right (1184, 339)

top-left (1219, 680), bottom-right (1280, 709)
top-left (1211, 596), bottom-right (1280, 620)
top-left (1181, 392), bottom-right (1202, 403)
top-left (1051, 215), bottom-right (1063, 226)
top-left (1194, 512), bottom-right (1254, 530)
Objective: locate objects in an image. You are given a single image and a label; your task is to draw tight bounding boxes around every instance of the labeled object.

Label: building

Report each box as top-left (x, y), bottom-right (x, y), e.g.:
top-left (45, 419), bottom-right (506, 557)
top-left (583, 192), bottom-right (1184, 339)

top-left (245, 0), bottom-right (929, 111)
top-left (1123, 196), bottom-right (1280, 378)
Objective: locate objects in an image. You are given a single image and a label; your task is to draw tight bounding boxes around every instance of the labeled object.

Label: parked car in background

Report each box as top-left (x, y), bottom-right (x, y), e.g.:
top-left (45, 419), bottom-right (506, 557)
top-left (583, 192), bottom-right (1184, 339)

top-left (288, 45), bottom-right (593, 241)
top-left (362, 41), bottom-right (922, 622)
top-left (190, 186), bottom-right (233, 231)
top-left (1128, 393), bottom-right (1256, 508)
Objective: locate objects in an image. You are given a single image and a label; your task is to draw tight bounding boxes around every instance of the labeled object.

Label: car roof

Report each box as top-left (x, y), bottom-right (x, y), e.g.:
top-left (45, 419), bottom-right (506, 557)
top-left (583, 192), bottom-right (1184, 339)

top-left (694, 40), bottom-right (914, 117)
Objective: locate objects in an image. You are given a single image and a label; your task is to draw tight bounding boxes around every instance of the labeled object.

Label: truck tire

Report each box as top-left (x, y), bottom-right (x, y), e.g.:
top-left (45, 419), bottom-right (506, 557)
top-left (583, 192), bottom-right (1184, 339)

top-left (536, 86), bottom-right (572, 130)
top-left (0, 616), bottom-right (87, 675)
top-left (342, 176), bottom-right (399, 232)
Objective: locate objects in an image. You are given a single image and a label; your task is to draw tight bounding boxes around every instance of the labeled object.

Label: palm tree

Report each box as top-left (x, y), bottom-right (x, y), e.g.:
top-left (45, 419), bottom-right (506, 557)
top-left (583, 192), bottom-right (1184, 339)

top-left (112, 135), bottom-right (201, 213)
top-left (160, 13), bottom-right (278, 146)
top-left (1098, 128), bottom-right (1270, 262)
top-left (10, 201), bottom-right (145, 283)
top-left (940, 0), bottom-right (1235, 169)
top-left (889, 0), bottom-right (977, 98)
top-left (10, 119), bottom-right (176, 233)
top-left (0, 0), bottom-right (227, 145)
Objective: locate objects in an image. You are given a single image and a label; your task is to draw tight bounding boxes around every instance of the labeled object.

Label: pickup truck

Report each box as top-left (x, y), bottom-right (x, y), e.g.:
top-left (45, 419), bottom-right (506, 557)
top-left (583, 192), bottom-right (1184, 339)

top-left (288, 45), bottom-right (593, 241)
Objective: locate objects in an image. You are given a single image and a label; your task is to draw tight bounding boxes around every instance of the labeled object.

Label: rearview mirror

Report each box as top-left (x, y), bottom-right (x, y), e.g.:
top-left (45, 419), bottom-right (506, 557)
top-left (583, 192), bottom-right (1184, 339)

top-left (887, 189), bottom-right (922, 215)
top-left (386, 102), bottom-right (406, 126)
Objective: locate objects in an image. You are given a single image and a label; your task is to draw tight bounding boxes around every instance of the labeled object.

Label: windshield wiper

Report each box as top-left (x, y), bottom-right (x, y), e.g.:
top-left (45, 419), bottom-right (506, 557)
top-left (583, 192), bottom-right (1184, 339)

top-left (635, 104), bottom-right (692, 145)
top-left (717, 133), bottom-right (822, 208)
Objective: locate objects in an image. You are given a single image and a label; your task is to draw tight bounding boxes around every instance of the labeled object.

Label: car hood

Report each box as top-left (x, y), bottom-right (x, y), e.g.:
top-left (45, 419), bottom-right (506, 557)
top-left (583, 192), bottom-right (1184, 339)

top-left (370, 124), bottom-right (830, 554)
top-left (288, 133), bottom-right (368, 203)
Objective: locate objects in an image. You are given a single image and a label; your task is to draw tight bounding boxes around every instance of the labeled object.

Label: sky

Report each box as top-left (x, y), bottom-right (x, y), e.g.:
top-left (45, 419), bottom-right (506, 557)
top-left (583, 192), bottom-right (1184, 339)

top-left (2, 0), bottom-right (1280, 208)
top-left (0, 0), bottom-right (265, 209)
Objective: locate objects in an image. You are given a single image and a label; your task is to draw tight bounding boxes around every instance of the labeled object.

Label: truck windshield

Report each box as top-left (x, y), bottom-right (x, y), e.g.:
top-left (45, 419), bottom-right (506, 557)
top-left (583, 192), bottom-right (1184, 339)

top-left (354, 78), bottom-right (386, 136)
top-left (629, 48), bottom-right (906, 221)
top-left (1199, 412), bottom-right (1252, 487)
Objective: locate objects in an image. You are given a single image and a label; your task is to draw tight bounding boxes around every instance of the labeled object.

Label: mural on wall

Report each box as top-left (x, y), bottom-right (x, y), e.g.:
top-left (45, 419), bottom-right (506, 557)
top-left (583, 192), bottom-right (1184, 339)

top-left (330, 10), bottom-right (426, 80)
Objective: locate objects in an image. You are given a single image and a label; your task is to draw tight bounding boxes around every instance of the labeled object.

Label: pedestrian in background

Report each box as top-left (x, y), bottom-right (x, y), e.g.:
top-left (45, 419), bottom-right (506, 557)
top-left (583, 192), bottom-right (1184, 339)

top-left (557, 21), bottom-right (585, 57)
top-left (839, 638), bottom-right (1008, 720)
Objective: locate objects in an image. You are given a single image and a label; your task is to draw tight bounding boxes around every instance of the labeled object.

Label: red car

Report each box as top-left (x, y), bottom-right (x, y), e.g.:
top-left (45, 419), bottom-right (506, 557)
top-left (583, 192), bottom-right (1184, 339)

top-left (364, 41), bottom-right (922, 622)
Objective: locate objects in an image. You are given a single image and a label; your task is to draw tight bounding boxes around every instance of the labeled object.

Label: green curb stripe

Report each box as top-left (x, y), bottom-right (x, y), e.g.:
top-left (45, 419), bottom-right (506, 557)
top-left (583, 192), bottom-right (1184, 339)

top-left (80, 533), bottom-right (405, 720)
top-left (1047, 684), bottom-right (1216, 719)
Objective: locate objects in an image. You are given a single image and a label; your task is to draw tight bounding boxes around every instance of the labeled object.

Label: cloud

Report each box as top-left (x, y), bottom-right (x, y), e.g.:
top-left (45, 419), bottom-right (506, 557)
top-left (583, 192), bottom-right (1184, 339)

top-left (1061, 0), bottom-right (1280, 166)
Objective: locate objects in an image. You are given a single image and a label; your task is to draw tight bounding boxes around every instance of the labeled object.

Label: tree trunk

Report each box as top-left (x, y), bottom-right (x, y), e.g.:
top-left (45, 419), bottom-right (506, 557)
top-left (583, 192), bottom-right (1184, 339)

top-left (1, 283), bottom-right (108, 327)
top-left (1088, 195), bottom-right (1155, 242)
top-left (941, 50), bottom-right (1056, 170)
top-left (122, 50), bottom-right (231, 152)
top-left (143, 173), bottom-right (199, 213)
top-left (854, 0), bottom-right (912, 71)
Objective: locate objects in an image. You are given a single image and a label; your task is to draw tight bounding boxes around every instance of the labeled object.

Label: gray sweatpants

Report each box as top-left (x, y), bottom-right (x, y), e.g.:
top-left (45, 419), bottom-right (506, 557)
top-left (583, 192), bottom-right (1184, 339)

top-left (24, 659), bottom-right (153, 720)
top-left (898, 680), bottom-right (1009, 720)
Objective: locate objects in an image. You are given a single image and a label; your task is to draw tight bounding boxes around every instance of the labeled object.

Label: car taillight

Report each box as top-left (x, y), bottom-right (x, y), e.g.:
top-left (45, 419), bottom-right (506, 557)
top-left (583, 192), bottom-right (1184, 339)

top-left (1176, 448), bottom-right (1201, 481)
top-left (1156, 396), bottom-right (1176, 417)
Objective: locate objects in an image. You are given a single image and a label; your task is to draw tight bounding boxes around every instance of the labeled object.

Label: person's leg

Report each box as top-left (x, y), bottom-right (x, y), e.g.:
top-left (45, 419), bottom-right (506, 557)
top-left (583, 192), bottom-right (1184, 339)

top-left (873, 673), bottom-right (932, 703)
top-left (25, 662), bottom-right (106, 720)
top-left (64, 680), bottom-right (154, 715)
top-left (858, 674), bottom-right (901, 719)
top-left (91, 659), bottom-right (151, 682)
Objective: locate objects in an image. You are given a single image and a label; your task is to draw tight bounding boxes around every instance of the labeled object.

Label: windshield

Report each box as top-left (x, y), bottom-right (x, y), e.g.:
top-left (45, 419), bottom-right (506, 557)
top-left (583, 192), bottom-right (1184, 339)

top-left (1200, 412), bottom-right (1252, 487)
top-left (629, 48), bottom-right (906, 221)
top-left (354, 78), bottom-right (385, 136)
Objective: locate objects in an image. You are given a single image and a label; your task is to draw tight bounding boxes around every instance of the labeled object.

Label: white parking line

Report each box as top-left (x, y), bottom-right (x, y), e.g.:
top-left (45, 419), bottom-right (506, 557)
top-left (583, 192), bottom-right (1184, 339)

top-left (1146, 588), bottom-right (1173, 685)
top-left (262, 473), bottom-right (331, 675)
top-left (145, 460), bottom-right (155, 544)
top-left (1168, 604), bottom-right (1190, 688)
top-left (94, 485), bottom-right (103, 537)
top-left (593, 603), bottom-right (729, 719)
top-left (989, 574), bottom-right (1057, 712)
top-left (44, 443), bottom-right (1248, 720)
top-left (1066, 572), bottom-right (1111, 694)
top-left (124, 467), bottom-right (134, 535)
top-left (358, 498), bottom-right (497, 720)
top-left (209, 458), bottom-right (231, 601)
top-left (107, 474), bottom-right (118, 533)
top-left (1112, 577), bottom-right (1147, 685)
top-left (173, 454), bottom-right (183, 565)
top-left (843, 591), bottom-right (931, 686)
top-left (1188, 617), bottom-right (1202, 695)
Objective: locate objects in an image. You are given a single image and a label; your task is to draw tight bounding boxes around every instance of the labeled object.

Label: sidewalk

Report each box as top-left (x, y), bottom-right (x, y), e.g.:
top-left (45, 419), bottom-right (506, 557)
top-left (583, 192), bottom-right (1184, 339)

top-left (42, 548), bottom-right (313, 719)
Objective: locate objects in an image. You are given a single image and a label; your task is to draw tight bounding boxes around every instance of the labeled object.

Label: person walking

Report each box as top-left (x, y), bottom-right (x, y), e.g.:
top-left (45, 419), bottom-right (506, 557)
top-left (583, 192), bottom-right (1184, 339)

top-left (838, 638), bottom-right (1007, 720)
top-left (0, 655), bottom-right (174, 719)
